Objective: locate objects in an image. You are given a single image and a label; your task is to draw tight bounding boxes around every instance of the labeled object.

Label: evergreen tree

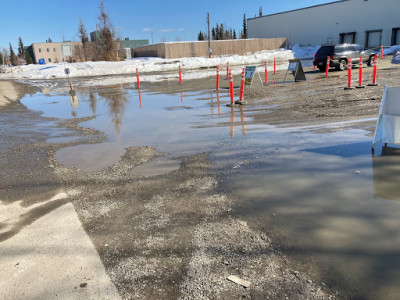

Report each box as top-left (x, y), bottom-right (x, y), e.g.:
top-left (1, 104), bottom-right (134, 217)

top-left (219, 24), bottom-right (224, 40)
top-left (17, 37), bottom-right (25, 59)
top-left (9, 44), bottom-right (18, 66)
top-left (0, 52), bottom-right (3, 65)
top-left (197, 31), bottom-right (205, 41)
top-left (215, 24), bottom-right (220, 40)
top-left (242, 14), bottom-right (247, 39)
top-left (259, 6), bottom-right (263, 17)
top-left (229, 29), bottom-right (233, 39)
top-left (25, 51), bottom-right (34, 64)
top-left (233, 29), bottom-right (237, 39)
top-left (211, 28), bottom-right (216, 40)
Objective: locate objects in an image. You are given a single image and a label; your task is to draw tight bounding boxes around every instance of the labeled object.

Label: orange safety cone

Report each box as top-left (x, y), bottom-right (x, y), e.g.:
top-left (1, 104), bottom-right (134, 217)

top-left (235, 68), bottom-right (247, 105)
top-left (325, 56), bottom-right (330, 78)
top-left (356, 57), bottom-right (365, 89)
top-left (344, 58), bottom-right (354, 90)
top-left (226, 71), bottom-right (235, 107)
top-left (368, 54), bottom-right (379, 86)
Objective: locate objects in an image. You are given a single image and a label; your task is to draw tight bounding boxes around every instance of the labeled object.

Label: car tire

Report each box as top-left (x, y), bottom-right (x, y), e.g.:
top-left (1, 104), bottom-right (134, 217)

top-left (367, 56), bottom-right (374, 67)
top-left (337, 59), bottom-right (347, 71)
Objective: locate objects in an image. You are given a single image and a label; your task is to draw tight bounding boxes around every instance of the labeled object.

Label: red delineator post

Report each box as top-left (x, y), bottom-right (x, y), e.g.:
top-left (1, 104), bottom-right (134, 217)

top-left (227, 71), bottom-right (235, 107)
top-left (325, 56), bottom-right (330, 78)
top-left (273, 58), bottom-right (276, 75)
top-left (264, 61), bottom-right (268, 85)
top-left (240, 68), bottom-right (245, 101)
top-left (344, 58), bottom-right (354, 90)
top-left (226, 62), bottom-right (229, 79)
top-left (313, 53), bottom-right (316, 69)
top-left (216, 65), bottom-right (220, 91)
top-left (136, 68), bottom-right (140, 89)
top-left (356, 57), bottom-right (365, 88)
top-left (380, 45), bottom-right (384, 59)
top-left (179, 65), bottom-right (182, 84)
top-left (368, 54), bottom-right (379, 86)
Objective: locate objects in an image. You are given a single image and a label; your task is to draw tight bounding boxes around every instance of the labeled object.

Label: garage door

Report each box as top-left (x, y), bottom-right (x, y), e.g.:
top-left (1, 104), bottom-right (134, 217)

top-left (366, 31), bottom-right (382, 49)
top-left (393, 28), bottom-right (400, 45)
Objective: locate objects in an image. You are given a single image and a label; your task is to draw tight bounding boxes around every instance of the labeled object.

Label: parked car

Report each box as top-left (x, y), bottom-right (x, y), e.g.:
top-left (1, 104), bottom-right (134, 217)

top-left (313, 44), bottom-right (378, 71)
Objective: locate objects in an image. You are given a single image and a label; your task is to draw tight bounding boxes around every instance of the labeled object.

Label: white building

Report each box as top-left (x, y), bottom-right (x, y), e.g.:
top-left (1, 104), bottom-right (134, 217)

top-left (248, 0), bottom-right (400, 48)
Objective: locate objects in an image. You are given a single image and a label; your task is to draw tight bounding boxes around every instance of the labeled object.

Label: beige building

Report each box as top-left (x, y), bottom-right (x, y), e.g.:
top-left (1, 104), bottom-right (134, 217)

top-left (31, 42), bottom-right (82, 64)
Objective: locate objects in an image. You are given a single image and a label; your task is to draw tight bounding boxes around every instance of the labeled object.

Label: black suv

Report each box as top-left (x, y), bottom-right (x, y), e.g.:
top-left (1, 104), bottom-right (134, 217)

top-left (313, 44), bottom-right (377, 71)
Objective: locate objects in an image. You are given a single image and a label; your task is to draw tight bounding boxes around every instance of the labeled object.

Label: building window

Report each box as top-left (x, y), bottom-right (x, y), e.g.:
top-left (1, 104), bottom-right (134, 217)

top-left (392, 28), bottom-right (400, 46)
top-left (339, 32), bottom-right (356, 44)
top-left (38, 48), bottom-right (41, 53)
top-left (47, 48), bottom-right (50, 52)
top-left (53, 48), bottom-right (56, 52)
top-left (365, 30), bottom-right (382, 49)
top-left (48, 58), bottom-right (51, 62)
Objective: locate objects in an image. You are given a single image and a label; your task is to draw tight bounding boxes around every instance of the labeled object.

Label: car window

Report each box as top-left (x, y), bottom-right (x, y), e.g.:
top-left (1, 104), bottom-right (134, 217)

top-left (335, 46), bottom-right (346, 53)
top-left (316, 46), bottom-right (334, 57)
top-left (347, 46), bottom-right (356, 51)
top-left (354, 45), bottom-right (363, 51)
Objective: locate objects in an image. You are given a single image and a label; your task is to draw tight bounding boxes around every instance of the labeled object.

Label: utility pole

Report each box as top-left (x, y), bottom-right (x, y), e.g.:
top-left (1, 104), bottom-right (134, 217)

top-left (207, 12), bottom-right (211, 58)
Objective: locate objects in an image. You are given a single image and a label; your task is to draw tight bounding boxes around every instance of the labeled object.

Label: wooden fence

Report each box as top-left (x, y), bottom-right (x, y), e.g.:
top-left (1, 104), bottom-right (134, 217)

top-left (133, 38), bottom-right (287, 59)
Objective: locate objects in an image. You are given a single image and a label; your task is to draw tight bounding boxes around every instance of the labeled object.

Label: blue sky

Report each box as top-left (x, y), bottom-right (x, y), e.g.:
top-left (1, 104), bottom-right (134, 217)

top-left (0, 0), bottom-right (336, 49)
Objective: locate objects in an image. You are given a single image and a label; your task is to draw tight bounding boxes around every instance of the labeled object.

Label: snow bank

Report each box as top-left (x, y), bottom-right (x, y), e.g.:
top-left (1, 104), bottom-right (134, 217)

top-left (0, 45), bottom-right (319, 83)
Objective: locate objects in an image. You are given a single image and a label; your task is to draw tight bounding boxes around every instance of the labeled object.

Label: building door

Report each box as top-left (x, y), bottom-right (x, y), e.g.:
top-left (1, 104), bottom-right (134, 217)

top-left (392, 28), bottom-right (400, 45)
top-left (365, 30), bottom-right (382, 49)
top-left (339, 32), bottom-right (356, 44)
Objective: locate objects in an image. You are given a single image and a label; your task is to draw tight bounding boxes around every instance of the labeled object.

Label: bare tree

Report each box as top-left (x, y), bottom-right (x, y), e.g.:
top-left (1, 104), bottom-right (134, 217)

top-left (96, 2), bottom-right (119, 61)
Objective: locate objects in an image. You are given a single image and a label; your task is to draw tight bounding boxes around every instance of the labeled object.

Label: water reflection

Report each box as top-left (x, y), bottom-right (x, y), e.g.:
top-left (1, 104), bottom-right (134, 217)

top-left (138, 89), bottom-right (143, 109)
top-left (373, 146), bottom-right (400, 202)
top-left (89, 92), bottom-right (97, 116)
top-left (229, 106), bottom-right (247, 139)
top-left (97, 89), bottom-right (129, 135)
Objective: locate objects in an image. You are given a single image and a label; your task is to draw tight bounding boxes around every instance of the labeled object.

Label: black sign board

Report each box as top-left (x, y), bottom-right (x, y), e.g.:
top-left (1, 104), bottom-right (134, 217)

top-left (285, 59), bottom-right (306, 82)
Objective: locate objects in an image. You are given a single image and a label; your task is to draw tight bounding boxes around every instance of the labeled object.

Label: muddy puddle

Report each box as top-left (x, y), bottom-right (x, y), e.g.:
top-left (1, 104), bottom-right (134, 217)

top-left (21, 85), bottom-right (400, 299)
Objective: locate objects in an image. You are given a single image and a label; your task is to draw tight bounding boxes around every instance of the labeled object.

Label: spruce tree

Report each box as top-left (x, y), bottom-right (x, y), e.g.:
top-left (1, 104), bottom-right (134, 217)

top-left (259, 6), bottom-right (263, 17)
top-left (0, 52), bottom-right (3, 65)
top-left (197, 31), bottom-right (204, 41)
top-left (211, 28), bottom-right (216, 40)
top-left (215, 24), bottom-right (219, 40)
top-left (25, 52), bottom-right (34, 64)
top-left (242, 14), bottom-right (247, 39)
top-left (9, 44), bottom-right (18, 66)
top-left (219, 24), bottom-right (224, 40)
top-left (18, 37), bottom-right (25, 59)
top-left (233, 29), bottom-right (237, 39)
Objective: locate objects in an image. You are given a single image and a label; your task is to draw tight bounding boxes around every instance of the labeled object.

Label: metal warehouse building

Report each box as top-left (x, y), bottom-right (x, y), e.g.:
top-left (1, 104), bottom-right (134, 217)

top-left (248, 0), bottom-right (400, 48)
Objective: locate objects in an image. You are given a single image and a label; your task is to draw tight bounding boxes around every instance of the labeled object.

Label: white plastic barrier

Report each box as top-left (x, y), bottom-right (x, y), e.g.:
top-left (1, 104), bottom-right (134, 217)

top-left (372, 85), bottom-right (400, 151)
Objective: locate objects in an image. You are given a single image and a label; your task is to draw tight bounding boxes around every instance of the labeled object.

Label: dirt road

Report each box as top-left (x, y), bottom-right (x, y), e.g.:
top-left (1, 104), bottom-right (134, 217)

top-left (1, 58), bottom-right (399, 299)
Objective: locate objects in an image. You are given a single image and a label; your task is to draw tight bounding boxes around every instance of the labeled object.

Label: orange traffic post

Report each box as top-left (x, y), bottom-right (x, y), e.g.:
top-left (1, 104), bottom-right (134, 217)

top-left (273, 57), bottom-right (276, 75)
top-left (368, 54), bottom-right (379, 86)
top-left (179, 65), bottom-right (182, 84)
top-left (264, 61), bottom-right (268, 85)
top-left (325, 56), bottom-right (330, 78)
top-left (344, 58), bottom-right (354, 90)
top-left (235, 68), bottom-right (246, 105)
top-left (226, 62), bottom-right (229, 79)
top-left (380, 45), bottom-right (384, 59)
top-left (226, 71), bottom-right (235, 107)
top-left (313, 53), bottom-right (316, 69)
top-left (216, 65), bottom-right (220, 91)
top-left (136, 68), bottom-right (140, 89)
top-left (356, 57), bottom-right (365, 89)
